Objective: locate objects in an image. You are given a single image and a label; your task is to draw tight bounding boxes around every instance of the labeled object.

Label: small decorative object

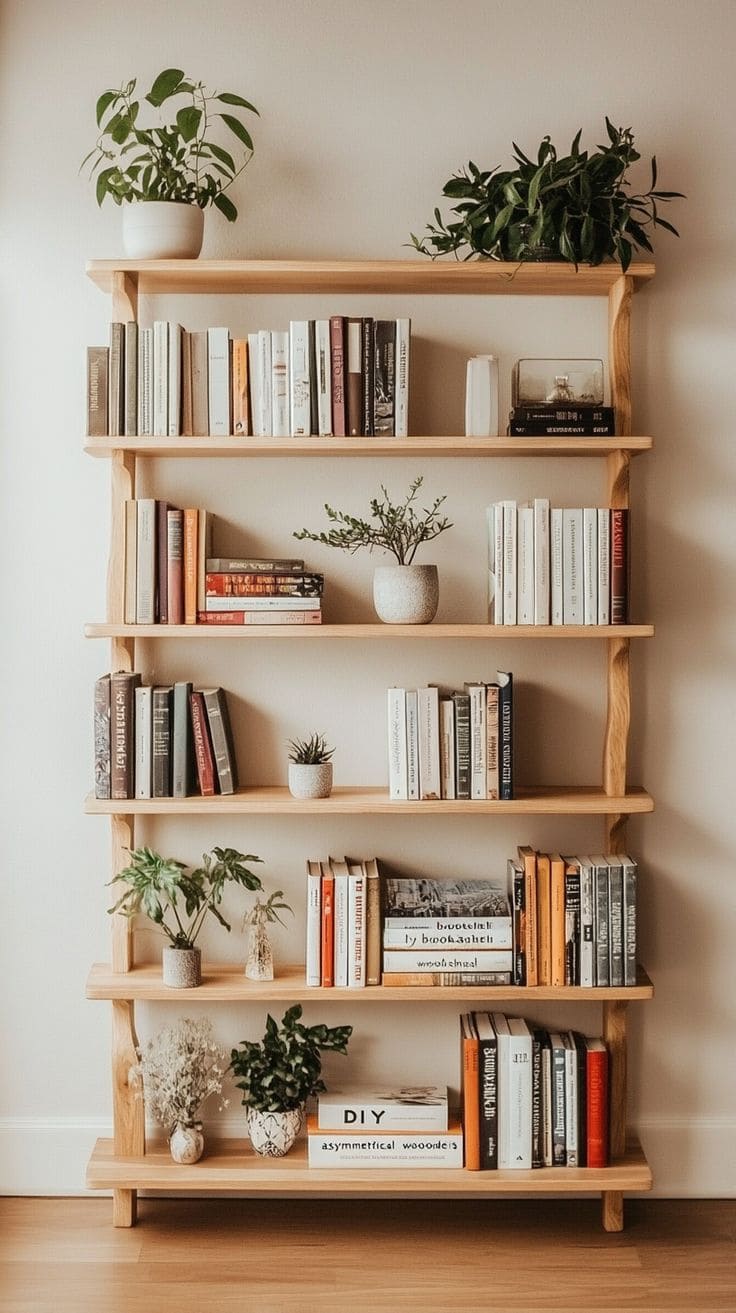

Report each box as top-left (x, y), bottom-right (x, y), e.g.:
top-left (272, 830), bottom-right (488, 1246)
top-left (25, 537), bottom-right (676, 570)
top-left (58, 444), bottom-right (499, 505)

top-left (135, 1017), bottom-right (228, 1163)
top-left (465, 355), bottom-right (499, 437)
top-left (287, 732), bottom-right (335, 799)
top-left (81, 68), bottom-right (259, 257)
top-left (243, 890), bottom-right (294, 981)
top-left (513, 359), bottom-right (605, 408)
top-left (294, 475), bottom-right (452, 625)
top-left (409, 119), bottom-right (683, 270)
top-left (230, 1004), bottom-right (352, 1157)
top-left (108, 845), bottom-right (264, 988)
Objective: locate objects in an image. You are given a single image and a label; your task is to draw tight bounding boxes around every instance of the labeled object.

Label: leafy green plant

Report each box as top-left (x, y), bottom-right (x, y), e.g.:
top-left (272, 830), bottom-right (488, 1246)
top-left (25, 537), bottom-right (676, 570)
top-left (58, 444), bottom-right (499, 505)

top-left (81, 67), bottom-right (259, 220)
top-left (108, 845), bottom-right (263, 949)
top-left (287, 733), bottom-right (335, 765)
top-left (230, 1005), bottom-right (352, 1112)
top-left (242, 889), bottom-right (293, 930)
top-left (294, 475), bottom-right (452, 566)
top-left (410, 119), bottom-right (683, 271)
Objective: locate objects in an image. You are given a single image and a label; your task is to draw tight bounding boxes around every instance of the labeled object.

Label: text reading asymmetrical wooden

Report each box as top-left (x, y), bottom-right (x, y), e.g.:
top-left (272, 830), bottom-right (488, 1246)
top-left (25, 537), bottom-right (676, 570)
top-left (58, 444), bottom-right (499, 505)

top-left (84, 258), bottom-right (654, 1233)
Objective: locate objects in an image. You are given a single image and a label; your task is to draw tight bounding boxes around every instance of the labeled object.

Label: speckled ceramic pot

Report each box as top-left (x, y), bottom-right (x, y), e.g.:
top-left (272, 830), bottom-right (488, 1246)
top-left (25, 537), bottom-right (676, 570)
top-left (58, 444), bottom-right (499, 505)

top-left (169, 1124), bottom-right (205, 1164)
top-left (162, 946), bottom-right (202, 988)
top-left (373, 564), bottom-right (439, 624)
top-left (288, 762), bottom-right (333, 799)
top-left (246, 1106), bottom-right (305, 1157)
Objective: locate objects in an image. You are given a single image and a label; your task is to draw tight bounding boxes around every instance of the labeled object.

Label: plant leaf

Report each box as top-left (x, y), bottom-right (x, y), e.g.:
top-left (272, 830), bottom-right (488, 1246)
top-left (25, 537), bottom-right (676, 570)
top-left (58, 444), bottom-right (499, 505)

top-left (213, 192), bottom-right (237, 221)
top-left (96, 90), bottom-right (119, 126)
top-left (176, 106), bottom-right (202, 143)
top-left (218, 113), bottom-right (254, 150)
top-left (146, 68), bottom-right (186, 107)
top-left (216, 92), bottom-right (260, 114)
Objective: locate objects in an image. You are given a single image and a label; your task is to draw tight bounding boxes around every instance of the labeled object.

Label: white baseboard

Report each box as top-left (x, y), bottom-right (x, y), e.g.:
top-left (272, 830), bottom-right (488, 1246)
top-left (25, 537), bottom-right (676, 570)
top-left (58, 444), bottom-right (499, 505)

top-left (1, 1116), bottom-right (734, 1197)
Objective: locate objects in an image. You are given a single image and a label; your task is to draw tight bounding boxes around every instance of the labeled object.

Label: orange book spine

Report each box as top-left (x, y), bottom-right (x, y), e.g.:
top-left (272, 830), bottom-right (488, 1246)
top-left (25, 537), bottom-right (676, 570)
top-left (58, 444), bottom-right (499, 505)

top-left (586, 1045), bottom-right (609, 1168)
top-left (550, 854), bottom-right (566, 987)
top-left (461, 1015), bottom-right (480, 1170)
top-left (536, 852), bottom-right (552, 986)
top-left (231, 338), bottom-right (250, 436)
top-left (320, 868), bottom-right (335, 988)
top-left (183, 508), bottom-right (198, 625)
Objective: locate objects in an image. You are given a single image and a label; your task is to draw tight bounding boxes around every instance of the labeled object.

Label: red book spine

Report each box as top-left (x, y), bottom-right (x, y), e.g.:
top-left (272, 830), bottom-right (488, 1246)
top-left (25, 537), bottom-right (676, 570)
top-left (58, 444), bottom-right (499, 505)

top-left (329, 316), bottom-right (346, 437)
top-left (610, 508), bottom-right (629, 624)
top-left (205, 575), bottom-right (321, 597)
top-left (190, 689), bottom-right (217, 795)
top-left (320, 869), bottom-right (335, 987)
top-left (167, 509), bottom-right (184, 625)
top-left (586, 1045), bottom-right (609, 1168)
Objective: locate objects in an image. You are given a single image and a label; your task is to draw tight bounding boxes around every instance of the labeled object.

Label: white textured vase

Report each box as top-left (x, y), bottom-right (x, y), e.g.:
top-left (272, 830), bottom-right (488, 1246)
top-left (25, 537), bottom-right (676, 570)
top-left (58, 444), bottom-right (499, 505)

top-left (373, 564), bottom-right (439, 624)
top-left (122, 201), bottom-right (204, 259)
top-left (162, 946), bottom-right (202, 988)
top-left (169, 1123), bottom-right (204, 1164)
top-left (288, 761), bottom-right (333, 799)
top-left (247, 1106), bottom-right (304, 1157)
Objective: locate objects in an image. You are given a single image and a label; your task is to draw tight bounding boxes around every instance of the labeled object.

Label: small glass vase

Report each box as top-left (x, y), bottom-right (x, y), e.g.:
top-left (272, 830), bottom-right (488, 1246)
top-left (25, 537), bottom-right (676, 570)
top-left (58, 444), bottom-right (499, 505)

top-left (245, 920), bottom-right (274, 981)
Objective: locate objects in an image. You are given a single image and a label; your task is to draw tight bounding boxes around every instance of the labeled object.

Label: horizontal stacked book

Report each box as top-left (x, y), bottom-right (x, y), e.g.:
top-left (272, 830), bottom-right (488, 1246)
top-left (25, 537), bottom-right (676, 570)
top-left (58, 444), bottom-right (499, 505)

top-left (387, 676), bottom-right (513, 801)
top-left (308, 1084), bottom-right (462, 1168)
top-left (461, 1012), bottom-right (609, 1170)
top-left (382, 877), bottom-right (513, 984)
top-left (94, 673), bottom-right (237, 800)
top-left (486, 499), bottom-right (629, 625)
top-left (507, 404), bottom-right (616, 436)
top-left (86, 316), bottom-right (411, 439)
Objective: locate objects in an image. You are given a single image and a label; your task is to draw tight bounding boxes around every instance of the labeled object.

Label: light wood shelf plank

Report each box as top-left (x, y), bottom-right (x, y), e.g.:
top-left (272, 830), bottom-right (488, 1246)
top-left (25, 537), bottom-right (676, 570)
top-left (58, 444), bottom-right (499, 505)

top-left (84, 435), bottom-right (653, 458)
top-left (84, 622), bottom-right (654, 639)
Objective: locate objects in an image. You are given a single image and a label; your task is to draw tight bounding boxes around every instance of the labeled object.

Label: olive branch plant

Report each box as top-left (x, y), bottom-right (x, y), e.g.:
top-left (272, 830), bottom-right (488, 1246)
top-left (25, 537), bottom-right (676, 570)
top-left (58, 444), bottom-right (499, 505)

top-left (294, 475), bottom-right (452, 567)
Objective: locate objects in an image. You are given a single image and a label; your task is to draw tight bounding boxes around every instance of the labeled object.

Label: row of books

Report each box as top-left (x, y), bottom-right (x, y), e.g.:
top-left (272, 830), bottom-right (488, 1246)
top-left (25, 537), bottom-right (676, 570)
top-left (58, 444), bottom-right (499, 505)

top-left (93, 673), bottom-right (238, 800)
top-left (305, 857), bottom-right (382, 989)
top-left (87, 317), bottom-right (410, 440)
top-left (387, 676), bottom-right (513, 802)
top-left (307, 1084), bottom-right (462, 1167)
top-left (461, 1013), bottom-right (609, 1169)
top-left (507, 403), bottom-right (616, 436)
top-left (486, 500), bottom-right (629, 625)
top-left (510, 846), bottom-right (638, 988)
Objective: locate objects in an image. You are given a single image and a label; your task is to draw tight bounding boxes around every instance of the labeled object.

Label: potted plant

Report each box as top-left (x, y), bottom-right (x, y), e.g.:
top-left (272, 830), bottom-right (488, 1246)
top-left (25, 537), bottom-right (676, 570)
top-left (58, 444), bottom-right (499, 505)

top-left (230, 1005), bottom-right (352, 1157)
top-left (287, 733), bottom-right (335, 800)
top-left (108, 844), bottom-right (264, 987)
top-left (81, 67), bottom-right (259, 258)
top-left (242, 889), bottom-right (293, 981)
top-left (294, 475), bottom-right (452, 624)
top-left (135, 1017), bottom-right (228, 1162)
top-left (409, 119), bottom-right (683, 270)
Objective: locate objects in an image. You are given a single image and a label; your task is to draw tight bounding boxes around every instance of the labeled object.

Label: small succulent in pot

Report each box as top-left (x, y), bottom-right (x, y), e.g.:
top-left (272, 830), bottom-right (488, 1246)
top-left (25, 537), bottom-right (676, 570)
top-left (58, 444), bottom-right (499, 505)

top-left (287, 733), bottom-right (335, 799)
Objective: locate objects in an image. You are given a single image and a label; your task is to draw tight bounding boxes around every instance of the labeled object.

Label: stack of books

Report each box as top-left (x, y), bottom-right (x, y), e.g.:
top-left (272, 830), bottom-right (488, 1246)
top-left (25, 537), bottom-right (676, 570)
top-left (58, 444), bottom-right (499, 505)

top-left (382, 877), bottom-right (512, 984)
top-left (508, 404), bottom-right (616, 436)
top-left (461, 1013), bottom-right (609, 1170)
top-left (202, 560), bottom-right (323, 626)
top-left (307, 1084), bottom-right (462, 1168)
top-left (387, 676), bottom-right (513, 801)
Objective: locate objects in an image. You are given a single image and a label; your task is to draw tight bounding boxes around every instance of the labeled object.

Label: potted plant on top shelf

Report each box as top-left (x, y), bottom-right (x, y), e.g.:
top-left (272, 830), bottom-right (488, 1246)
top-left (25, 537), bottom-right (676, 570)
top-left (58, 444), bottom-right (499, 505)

top-left (287, 732), bottom-right (335, 800)
top-left (108, 844), bottom-right (264, 987)
top-left (81, 67), bottom-right (259, 259)
top-left (294, 475), bottom-right (452, 624)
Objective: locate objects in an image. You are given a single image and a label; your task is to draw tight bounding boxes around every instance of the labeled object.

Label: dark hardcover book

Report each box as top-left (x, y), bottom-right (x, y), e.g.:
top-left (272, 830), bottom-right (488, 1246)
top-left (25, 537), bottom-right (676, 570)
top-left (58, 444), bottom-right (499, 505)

top-left (531, 1027), bottom-right (544, 1168)
top-left (373, 320), bottom-right (395, 435)
top-left (329, 316), bottom-right (346, 437)
top-left (607, 855), bottom-right (625, 987)
top-left (564, 861), bottom-right (581, 986)
top-left (509, 857), bottom-right (526, 986)
top-left (108, 322), bottom-right (125, 438)
top-left (190, 689), bottom-right (217, 795)
top-left (549, 1031), bottom-right (567, 1166)
top-left (508, 422), bottom-right (616, 436)
top-left (383, 877), bottom-right (509, 919)
top-left (592, 855), bottom-right (610, 986)
top-left (202, 687), bottom-right (239, 794)
top-left (172, 681), bottom-right (193, 798)
top-left (610, 508), bottom-right (629, 623)
top-left (510, 405), bottom-right (615, 426)
top-left (572, 1030), bottom-right (588, 1168)
top-left (497, 670), bottom-right (513, 800)
top-left (452, 690), bottom-right (471, 799)
top-left (152, 685), bottom-right (173, 798)
top-left (361, 316), bottom-right (375, 435)
top-left (156, 500), bottom-right (170, 624)
top-left (87, 347), bottom-right (109, 437)
top-left (622, 854), bottom-right (638, 986)
top-left (94, 673), bottom-right (111, 799)
top-left (346, 317), bottom-right (363, 436)
top-left (206, 556), bottom-right (305, 572)
top-left (474, 1012), bottom-right (498, 1170)
top-left (124, 321), bottom-right (138, 437)
top-left (110, 671), bottom-right (141, 800)
top-left (308, 320), bottom-right (319, 437)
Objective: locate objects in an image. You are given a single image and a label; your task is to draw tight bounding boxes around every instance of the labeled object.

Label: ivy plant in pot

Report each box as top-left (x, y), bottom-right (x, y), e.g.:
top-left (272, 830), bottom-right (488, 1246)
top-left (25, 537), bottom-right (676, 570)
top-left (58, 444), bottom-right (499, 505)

top-left (294, 475), bottom-right (452, 624)
top-left (81, 67), bottom-right (259, 259)
top-left (230, 1005), bottom-right (353, 1157)
top-left (108, 845), bottom-right (264, 987)
top-left (287, 732), bottom-right (335, 800)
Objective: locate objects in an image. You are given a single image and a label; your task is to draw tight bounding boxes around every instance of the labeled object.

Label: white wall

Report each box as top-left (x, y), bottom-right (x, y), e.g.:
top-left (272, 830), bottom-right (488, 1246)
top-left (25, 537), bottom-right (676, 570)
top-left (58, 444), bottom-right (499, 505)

top-left (1, 0), bottom-right (734, 1197)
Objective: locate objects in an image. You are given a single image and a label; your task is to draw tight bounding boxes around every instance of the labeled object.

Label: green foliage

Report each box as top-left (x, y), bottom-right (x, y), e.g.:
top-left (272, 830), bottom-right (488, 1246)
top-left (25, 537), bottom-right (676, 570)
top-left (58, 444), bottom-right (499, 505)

top-left (287, 732), bottom-right (335, 765)
top-left (108, 845), bottom-right (263, 949)
top-left (230, 1005), bottom-right (353, 1112)
top-left (294, 475), bottom-right (452, 566)
top-left (409, 120), bottom-right (684, 271)
top-left (81, 68), bottom-right (259, 219)
top-left (243, 890), bottom-right (294, 929)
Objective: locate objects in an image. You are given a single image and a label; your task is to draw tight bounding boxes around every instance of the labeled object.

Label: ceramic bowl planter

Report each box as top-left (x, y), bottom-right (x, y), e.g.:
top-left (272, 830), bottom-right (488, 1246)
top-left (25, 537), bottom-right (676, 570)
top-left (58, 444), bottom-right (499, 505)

top-left (246, 1106), bottom-right (305, 1157)
top-left (169, 1123), bottom-right (205, 1164)
top-left (373, 564), bottom-right (439, 625)
top-left (162, 946), bottom-right (202, 988)
top-left (122, 201), bottom-right (204, 259)
top-left (288, 761), bottom-right (333, 799)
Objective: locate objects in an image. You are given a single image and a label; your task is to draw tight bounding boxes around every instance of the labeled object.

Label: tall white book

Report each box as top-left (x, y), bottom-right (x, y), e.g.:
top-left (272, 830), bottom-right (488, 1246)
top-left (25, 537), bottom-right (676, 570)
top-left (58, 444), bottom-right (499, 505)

top-left (331, 859), bottom-right (350, 989)
top-left (502, 500), bottom-right (517, 624)
top-left (562, 508), bottom-right (583, 624)
top-left (597, 508), bottom-right (611, 624)
top-left (583, 507), bottom-right (598, 625)
top-left (134, 684), bottom-right (153, 799)
top-left (439, 696), bottom-right (456, 799)
top-left (256, 329), bottom-right (272, 436)
top-left (395, 318), bottom-right (411, 437)
top-left (289, 320), bottom-right (311, 435)
top-left (417, 685), bottom-right (441, 800)
top-left (517, 504), bottom-right (534, 625)
top-left (486, 503), bottom-right (503, 624)
top-left (207, 327), bottom-right (230, 436)
top-left (550, 507), bottom-right (564, 625)
top-left (406, 688), bottom-right (420, 801)
top-left (152, 320), bottom-right (168, 437)
top-left (314, 319), bottom-right (332, 435)
top-left (533, 497), bottom-right (550, 625)
top-left (135, 498), bottom-right (156, 625)
top-left (493, 1012), bottom-right (532, 1168)
top-left (167, 322), bottom-right (182, 437)
top-left (270, 330), bottom-right (290, 437)
top-left (305, 860), bottom-right (322, 987)
top-left (387, 687), bottom-right (408, 800)
top-left (465, 682), bottom-right (486, 800)
top-left (347, 865), bottom-right (366, 988)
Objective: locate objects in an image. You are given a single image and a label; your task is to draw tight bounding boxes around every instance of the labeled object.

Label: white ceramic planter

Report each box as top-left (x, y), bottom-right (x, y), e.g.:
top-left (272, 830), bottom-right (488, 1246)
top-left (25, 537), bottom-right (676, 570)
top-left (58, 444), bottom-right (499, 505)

top-left (288, 761), bottom-right (333, 799)
top-left (162, 946), bottom-right (202, 988)
top-left (246, 1106), bottom-right (304, 1157)
top-left (169, 1123), bottom-right (204, 1164)
top-left (373, 564), bottom-right (439, 624)
top-left (122, 201), bottom-right (204, 259)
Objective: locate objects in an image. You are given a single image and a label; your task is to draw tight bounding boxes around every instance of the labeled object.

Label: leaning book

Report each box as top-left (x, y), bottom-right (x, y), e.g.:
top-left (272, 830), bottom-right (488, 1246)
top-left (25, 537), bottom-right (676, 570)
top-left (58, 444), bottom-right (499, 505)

top-left (317, 1085), bottom-right (448, 1132)
top-left (306, 1115), bottom-right (463, 1168)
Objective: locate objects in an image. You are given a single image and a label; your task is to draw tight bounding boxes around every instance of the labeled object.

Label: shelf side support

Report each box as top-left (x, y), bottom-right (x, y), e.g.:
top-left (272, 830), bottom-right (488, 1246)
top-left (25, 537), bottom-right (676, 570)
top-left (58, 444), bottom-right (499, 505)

top-left (112, 998), bottom-right (143, 1227)
top-left (608, 275), bottom-right (633, 437)
top-left (601, 999), bottom-right (628, 1231)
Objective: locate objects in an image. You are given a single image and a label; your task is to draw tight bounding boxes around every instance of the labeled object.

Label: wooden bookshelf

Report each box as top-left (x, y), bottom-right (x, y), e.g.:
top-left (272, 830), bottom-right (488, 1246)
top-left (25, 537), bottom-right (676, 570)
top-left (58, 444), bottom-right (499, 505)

top-left (84, 434), bottom-right (653, 458)
top-left (84, 622), bottom-right (655, 640)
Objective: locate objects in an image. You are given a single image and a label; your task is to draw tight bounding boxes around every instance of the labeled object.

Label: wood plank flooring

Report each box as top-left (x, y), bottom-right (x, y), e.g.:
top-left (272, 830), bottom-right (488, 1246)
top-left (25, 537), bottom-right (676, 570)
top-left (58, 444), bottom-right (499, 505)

top-left (0, 1198), bottom-right (734, 1313)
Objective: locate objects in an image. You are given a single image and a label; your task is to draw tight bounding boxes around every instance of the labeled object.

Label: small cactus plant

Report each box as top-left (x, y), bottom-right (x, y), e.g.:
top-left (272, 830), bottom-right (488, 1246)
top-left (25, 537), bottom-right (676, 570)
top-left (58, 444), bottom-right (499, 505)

top-left (287, 732), bottom-right (335, 765)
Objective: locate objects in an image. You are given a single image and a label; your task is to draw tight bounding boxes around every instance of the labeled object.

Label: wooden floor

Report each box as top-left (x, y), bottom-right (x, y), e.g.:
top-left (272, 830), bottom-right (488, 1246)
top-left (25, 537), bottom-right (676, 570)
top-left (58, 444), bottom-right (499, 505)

top-left (0, 1198), bottom-right (734, 1313)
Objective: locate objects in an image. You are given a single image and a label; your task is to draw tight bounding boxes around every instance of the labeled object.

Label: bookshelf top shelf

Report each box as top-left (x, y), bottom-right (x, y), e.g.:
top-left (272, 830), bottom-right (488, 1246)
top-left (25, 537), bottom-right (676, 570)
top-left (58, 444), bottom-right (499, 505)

top-left (84, 435), bottom-right (653, 459)
top-left (86, 258), bottom-right (655, 297)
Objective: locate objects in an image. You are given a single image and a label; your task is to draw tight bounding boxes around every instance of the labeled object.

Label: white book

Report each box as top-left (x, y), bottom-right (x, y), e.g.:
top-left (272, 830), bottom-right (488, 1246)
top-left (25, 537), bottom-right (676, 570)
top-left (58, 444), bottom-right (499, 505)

top-left (583, 507), bottom-right (598, 624)
top-left (256, 330), bottom-right (272, 435)
top-left (134, 685), bottom-right (153, 798)
top-left (383, 950), bottom-right (513, 972)
top-left (550, 507), bottom-right (564, 625)
top-left (439, 697), bottom-right (456, 799)
top-left (395, 318), bottom-right (411, 436)
top-left (135, 497), bottom-right (156, 624)
top-left (578, 856), bottom-right (595, 988)
top-left (597, 508), bottom-right (611, 625)
top-left (207, 327), bottom-right (230, 436)
top-left (465, 682), bottom-right (486, 800)
top-left (502, 500), bottom-right (517, 624)
top-left (137, 327), bottom-right (153, 436)
top-left (563, 1033), bottom-right (579, 1166)
top-left (167, 322), bottom-right (182, 437)
top-left (384, 925), bottom-right (512, 949)
top-left (562, 508), bottom-right (583, 624)
top-left (307, 1122), bottom-right (463, 1168)
top-left (533, 497), bottom-right (550, 625)
top-left (205, 595), bottom-right (319, 611)
top-left (288, 320), bottom-right (311, 435)
top-left (270, 330), bottom-right (289, 437)
top-left (314, 319), bottom-right (332, 435)
top-left (493, 1013), bottom-right (532, 1168)
top-left (517, 504), bottom-right (534, 625)
top-left (331, 861), bottom-right (350, 988)
top-left (347, 869), bottom-right (366, 988)
top-left (247, 332), bottom-right (260, 432)
top-left (387, 687), bottom-right (408, 800)
top-left (317, 1085), bottom-right (448, 1133)
top-left (417, 685), bottom-right (441, 800)
top-left (124, 499), bottom-right (137, 625)
top-left (486, 503), bottom-right (502, 623)
top-left (305, 861), bottom-right (322, 987)
top-left (405, 688), bottom-right (419, 801)
top-left (152, 320), bottom-right (168, 436)
top-left (384, 915), bottom-right (511, 938)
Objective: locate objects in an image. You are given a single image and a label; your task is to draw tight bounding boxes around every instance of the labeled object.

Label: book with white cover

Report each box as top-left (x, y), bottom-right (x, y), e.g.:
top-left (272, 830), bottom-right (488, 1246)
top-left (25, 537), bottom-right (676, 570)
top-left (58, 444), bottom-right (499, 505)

top-left (493, 1012), bottom-right (532, 1168)
top-left (289, 320), bottom-right (310, 435)
top-left (256, 329), bottom-right (272, 436)
top-left (597, 508), bottom-right (611, 624)
top-left (502, 500), bottom-right (517, 623)
top-left (486, 503), bottom-right (502, 623)
top-left (465, 682), bottom-right (486, 800)
top-left (307, 1115), bottom-right (462, 1167)
top-left (137, 327), bottom-right (153, 436)
top-left (318, 1085), bottom-right (448, 1132)
top-left (383, 923), bottom-right (512, 948)
top-left (135, 498), bottom-right (156, 624)
top-left (517, 504), bottom-right (534, 625)
top-left (134, 685), bottom-right (153, 798)
top-left (439, 696), bottom-right (456, 799)
top-left (562, 508), bottom-right (583, 624)
top-left (152, 321), bottom-right (168, 436)
top-left (395, 318), bottom-right (411, 436)
top-left (305, 860), bottom-right (322, 987)
top-left (270, 330), bottom-right (289, 437)
top-left (583, 507), bottom-right (598, 624)
top-left (383, 949), bottom-right (513, 972)
top-left (205, 595), bottom-right (319, 611)
top-left (347, 867), bottom-right (366, 988)
top-left (167, 322), bottom-right (182, 437)
top-left (406, 688), bottom-right (419, 800)
top-left (387, 687), bottom-right (408, 799)
top-left (207, 327), bottom-right (230, 436)
top-left (124, 499), bottom-right (137, 625)
top-left (550, 507), bottom-right (564, 625)
top-left (417, 686), bottom-right (441, 800)
top-left (533, 497), bottom-right (550, 625)
top-left (314, 319), bottom-right (332, 435)
top-left (331, 859), bottom-right (350, 988)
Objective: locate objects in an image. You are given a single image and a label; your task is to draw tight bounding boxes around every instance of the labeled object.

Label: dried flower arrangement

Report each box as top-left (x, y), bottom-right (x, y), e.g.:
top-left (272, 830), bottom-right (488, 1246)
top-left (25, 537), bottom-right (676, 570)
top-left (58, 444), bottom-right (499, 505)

top-left (135, 1017), bottom-right (229, 1134)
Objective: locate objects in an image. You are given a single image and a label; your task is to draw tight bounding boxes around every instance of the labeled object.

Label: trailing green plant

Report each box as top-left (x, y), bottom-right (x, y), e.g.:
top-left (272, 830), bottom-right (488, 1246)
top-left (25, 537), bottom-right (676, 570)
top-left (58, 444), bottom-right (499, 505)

top-left (409, 119), bottom-right (683, 271)
top-left (294, 475), bottom-right (452, 566)
top-left (287, 732), bottom-right (335, 765)
top-left (230, 1004), bottom-right (352, 1112)
top-left (108, 845), bottom-right (263, 949)
top-left (81, 67), bottom-right (259, 220)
